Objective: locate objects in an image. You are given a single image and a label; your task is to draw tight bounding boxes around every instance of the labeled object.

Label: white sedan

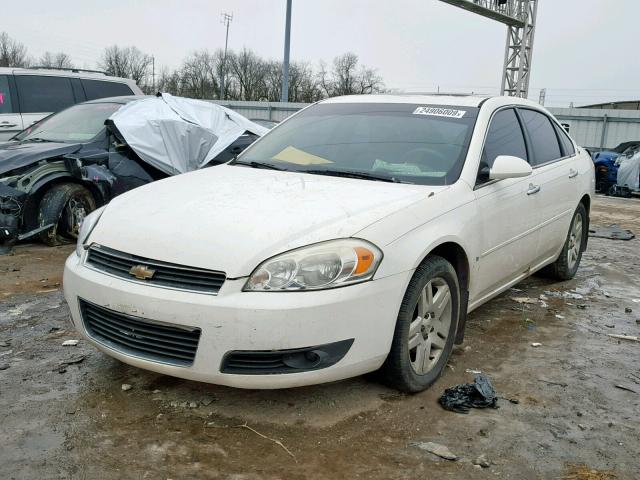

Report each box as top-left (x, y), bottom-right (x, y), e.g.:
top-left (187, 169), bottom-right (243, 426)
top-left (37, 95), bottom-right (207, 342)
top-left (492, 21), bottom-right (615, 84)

top-left (63, 95), bottom-right (594, 392)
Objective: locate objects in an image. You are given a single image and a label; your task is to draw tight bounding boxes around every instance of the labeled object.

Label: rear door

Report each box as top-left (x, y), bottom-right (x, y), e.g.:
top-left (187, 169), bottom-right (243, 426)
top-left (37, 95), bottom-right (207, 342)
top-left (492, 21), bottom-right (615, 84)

top-left (14, 74), bottom-right (77, 130)
top-left (0, 74), bottom-right (23, 140)
top-left (517, 108), bottom-right (577, 266)
top-left (471, 107), bottom-right (540, 303)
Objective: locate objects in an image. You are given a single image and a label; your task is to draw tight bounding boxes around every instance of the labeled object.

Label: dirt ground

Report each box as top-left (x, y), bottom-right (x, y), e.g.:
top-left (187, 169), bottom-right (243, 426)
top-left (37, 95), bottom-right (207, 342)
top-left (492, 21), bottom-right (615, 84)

top-left (1, 195), bottom-right (639, 480)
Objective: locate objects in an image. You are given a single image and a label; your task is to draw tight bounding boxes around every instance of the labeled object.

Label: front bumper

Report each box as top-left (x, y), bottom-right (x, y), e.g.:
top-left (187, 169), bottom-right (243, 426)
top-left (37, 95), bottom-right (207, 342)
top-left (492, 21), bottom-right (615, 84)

top-left (63, 253), bottom-right (412, 389)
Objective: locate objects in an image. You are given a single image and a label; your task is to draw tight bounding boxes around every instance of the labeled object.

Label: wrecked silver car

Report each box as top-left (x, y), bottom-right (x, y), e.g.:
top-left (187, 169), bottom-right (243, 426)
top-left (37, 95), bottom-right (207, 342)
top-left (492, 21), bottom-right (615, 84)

top-left (0, 94), bottom-right (267, 252)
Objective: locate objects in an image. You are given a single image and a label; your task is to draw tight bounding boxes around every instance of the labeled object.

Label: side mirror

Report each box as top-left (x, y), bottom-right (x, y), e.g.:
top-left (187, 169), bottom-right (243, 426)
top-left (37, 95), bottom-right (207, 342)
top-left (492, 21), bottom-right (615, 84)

top-left (489, 155), bottom-right (532, 180)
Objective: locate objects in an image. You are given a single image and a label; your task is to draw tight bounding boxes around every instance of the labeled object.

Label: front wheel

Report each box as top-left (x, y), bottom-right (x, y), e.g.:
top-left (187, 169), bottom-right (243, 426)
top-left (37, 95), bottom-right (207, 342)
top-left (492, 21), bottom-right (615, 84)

top-left (38, 183), bottom-right (97, 246)
top-left (379, 255), bottom-right (460, 393)
top-left (539, 203), bottom-right (587, 281)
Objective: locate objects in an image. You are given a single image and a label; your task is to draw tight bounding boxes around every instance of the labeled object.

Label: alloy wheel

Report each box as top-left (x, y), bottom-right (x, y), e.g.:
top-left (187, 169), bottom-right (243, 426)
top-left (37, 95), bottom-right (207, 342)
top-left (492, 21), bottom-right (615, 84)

top-left (408, 277), bottom-right (452, 375)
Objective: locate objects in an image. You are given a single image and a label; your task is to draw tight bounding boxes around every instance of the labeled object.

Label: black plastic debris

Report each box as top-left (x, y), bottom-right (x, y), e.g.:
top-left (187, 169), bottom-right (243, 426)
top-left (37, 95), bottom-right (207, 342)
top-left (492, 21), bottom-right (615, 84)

top-left (439, 373), bottom-right (498, 414)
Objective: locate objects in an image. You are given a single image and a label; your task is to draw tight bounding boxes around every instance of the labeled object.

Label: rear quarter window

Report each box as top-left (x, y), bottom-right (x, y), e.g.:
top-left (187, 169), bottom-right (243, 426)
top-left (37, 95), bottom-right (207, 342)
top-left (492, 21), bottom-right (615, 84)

top-left (82, 80), bottom-right (134, 100)
top-left (15, 75), bottom-right (75, 113)
top-left (554, 122), bottom-right (576, 157)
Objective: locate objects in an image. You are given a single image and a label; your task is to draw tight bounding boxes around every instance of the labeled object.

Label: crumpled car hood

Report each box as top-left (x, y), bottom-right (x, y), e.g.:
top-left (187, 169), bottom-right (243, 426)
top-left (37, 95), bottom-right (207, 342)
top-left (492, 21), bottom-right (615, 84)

top-left (0, 141), bottom-right (82, 176)
top-left (90, 165), bottom-right (440, 278)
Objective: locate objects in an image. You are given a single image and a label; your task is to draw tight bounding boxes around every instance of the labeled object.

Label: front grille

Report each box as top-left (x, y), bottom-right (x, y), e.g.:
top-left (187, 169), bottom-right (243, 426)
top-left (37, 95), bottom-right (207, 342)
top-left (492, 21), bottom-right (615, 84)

top-left (221, 339), bottom-right (354, 375)
top-left (79, 299), bottom-right (201, 366)
top-left (86, 245), bottom-right (226, 294)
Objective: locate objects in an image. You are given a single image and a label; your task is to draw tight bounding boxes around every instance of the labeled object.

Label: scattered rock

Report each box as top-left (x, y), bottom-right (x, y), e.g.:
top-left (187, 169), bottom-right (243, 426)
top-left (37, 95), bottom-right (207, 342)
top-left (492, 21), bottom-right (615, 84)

top-left (62, 340), bottom-right (79, 346)
top-left (473, 454), bottom-right (490, 468)
top-left (576, 304), bottom-right (588, 310)
top-left (576, 411), bottom-right (583, 417)
top-left (0, 340), bottom-right (11, 347)
top-left (60, 355), bottom-right (85, 366)
top-left (625, 307), bottom-right (632, 313)
top-left (531, 342), bottom-right (542, 347)
top-left (578, 424), bottom-right (587, 431)
top-left (605, 324), bottom-right (615, 328)
top-left (511, 297), bottom-right (538, 305)
top-left (555, 314), bottom-right (565, 319)
top-left (411, 441), bottom-right (457, 460)
top-left (152, 389), bottom-right (161, 394)
top-left (200, 396), bottom-right (216, 406)
top-left (188, 401), bottom-right (198, 408)
top-left (478, 429), bottom-right (488, 437)
top-left (121, 384), bottom-right (133, 391)
top-left (0, 364), bottom-right (9, 370)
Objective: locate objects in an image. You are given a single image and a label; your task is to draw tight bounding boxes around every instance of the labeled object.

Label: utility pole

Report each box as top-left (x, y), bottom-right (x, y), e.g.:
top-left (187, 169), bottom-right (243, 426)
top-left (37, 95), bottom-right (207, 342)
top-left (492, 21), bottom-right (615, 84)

top-left (538, 87), bottom-right (546, 106)
top-left (280, 0), bottom-right (292, 102)
top-left (220, 12), bottom-right (233, 100)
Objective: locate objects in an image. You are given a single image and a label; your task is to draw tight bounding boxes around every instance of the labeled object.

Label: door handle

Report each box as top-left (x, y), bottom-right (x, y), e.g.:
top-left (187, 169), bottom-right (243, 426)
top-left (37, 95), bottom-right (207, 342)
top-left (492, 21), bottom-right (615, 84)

top-left (0, 123), bottom-right (17, 128)
top-left (568, 168), bottom-right (578, 178)
top-left (527, 183), bottom-right (541, 195)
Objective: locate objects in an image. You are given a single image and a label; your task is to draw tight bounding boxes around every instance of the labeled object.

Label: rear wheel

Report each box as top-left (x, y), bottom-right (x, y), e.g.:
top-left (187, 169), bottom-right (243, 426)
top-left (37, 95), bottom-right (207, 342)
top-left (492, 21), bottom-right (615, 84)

top-left (539, 203), bottom-right (587, 281)
top-left (38, 183), bottom-right (96, 246)
top-left (379, 256), bottom-right (460, 393)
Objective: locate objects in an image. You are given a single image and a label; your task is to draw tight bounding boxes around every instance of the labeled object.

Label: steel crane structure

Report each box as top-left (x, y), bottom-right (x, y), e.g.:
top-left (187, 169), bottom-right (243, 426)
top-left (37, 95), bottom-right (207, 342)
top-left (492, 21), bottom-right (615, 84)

top-left (439, 0), bottom-right (539, 98)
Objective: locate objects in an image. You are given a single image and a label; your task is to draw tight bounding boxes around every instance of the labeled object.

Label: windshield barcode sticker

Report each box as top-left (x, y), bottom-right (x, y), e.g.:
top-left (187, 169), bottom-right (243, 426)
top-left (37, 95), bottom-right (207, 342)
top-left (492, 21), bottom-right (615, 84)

top-left (413, 107), bottom-right (466, 118)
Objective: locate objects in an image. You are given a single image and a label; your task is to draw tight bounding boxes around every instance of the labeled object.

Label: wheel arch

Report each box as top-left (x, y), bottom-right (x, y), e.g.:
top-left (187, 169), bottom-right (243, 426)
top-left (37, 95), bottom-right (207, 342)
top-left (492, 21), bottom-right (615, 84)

top-left (22, 175), bottom-right (106, 232)
top-left (417, 239), bottom-right (471, 345)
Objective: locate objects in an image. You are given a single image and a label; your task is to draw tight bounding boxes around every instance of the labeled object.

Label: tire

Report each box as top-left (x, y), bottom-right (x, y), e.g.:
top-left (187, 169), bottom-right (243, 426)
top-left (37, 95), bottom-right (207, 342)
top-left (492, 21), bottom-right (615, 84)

top-left (38, 183), bottom-right (96, 246)
top-left (538, 203), bottom-right (587, 281)
top-left (379, 255), bottom-right (460, 393)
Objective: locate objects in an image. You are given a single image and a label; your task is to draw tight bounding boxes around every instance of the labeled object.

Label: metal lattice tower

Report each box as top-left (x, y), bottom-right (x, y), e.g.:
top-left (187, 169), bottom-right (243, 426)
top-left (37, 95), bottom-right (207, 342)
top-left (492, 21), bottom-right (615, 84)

top-left (439, 0), bottom-right (539, 98)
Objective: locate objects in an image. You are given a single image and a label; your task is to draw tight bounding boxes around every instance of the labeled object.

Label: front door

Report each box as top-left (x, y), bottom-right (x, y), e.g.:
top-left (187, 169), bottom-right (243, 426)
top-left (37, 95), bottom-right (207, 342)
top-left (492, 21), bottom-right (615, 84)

top-left (470, 107), bottom-right (540, 305)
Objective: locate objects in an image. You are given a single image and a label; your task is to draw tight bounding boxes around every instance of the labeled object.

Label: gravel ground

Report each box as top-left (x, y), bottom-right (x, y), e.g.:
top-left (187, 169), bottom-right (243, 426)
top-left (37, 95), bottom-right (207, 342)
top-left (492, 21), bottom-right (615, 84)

top-left (0, 195), bottom-right (639, 480)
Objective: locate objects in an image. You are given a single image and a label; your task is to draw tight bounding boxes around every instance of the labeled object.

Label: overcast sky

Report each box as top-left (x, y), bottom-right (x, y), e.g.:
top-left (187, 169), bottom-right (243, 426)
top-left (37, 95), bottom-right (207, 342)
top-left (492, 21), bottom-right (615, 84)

top-left (5, 0), bottom-right (639, 107)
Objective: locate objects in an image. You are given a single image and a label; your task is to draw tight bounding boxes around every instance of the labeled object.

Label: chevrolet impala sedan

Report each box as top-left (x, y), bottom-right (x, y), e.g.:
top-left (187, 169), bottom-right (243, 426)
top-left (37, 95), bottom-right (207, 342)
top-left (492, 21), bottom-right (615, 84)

top-left (63, 95), bottom-right (594, 392)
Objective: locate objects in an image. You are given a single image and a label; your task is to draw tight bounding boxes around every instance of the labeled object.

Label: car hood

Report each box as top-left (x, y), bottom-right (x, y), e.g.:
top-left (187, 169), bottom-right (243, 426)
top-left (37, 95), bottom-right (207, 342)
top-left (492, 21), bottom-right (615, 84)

top-left (91, 165), bottom-right (443, 277)
top-left (0, 141), bottom-right (82, 176)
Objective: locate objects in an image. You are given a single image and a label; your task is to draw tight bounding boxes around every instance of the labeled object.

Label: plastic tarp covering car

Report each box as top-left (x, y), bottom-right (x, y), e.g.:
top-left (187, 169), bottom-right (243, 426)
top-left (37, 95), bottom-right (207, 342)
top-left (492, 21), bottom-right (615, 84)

top-left (616, 151), bottom-right (640, 192)
top-left (108, 93), bottom-right (269, 175)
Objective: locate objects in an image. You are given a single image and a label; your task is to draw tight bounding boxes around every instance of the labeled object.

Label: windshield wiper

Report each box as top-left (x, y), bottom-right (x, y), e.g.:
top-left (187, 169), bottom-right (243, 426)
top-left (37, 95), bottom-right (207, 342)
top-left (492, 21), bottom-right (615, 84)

top-left (304, 169), bottom-right (404, 183)
top-left (233, 160), bottom-right (286, 171)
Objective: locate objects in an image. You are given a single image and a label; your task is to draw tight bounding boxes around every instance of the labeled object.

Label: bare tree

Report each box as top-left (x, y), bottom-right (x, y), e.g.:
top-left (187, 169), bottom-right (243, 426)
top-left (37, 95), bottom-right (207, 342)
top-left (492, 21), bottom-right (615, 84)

top-left (180, 50), bottom-right (219, 99)
top-left (99, 45), bottom-right (152, 86)
top-left (228, 48), bottom-right (268, 100)
top-left (319, 53), bottom-right (384, 97)
top-left (38, 51), bottom-right (74, 69)
top-left (0, 32), bottom-right (30, 67)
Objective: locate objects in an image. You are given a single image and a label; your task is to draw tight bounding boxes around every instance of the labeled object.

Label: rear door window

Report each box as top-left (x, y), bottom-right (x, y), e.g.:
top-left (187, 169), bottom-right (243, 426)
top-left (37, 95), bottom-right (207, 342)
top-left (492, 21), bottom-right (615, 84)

top-left (518, 109), bottom-right (563, 166)
top-left (478, 108), bottom-right (527, 184)
top-left (0, 75), bottom-right (15, 114)
top-left (15, 75), bottom-right (75, 113)
top-left (81, 80), bottom-right (134, 100)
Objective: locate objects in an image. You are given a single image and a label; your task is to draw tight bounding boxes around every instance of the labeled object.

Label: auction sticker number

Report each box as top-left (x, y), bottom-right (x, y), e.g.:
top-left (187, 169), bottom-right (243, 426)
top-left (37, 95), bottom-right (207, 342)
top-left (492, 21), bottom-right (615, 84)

top-left (413, 107), bottom-right (466, 119)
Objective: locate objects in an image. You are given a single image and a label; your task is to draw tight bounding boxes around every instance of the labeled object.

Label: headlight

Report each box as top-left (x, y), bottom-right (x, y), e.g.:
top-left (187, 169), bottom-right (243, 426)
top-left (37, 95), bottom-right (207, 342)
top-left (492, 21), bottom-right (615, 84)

top-left (75, 206), bottom-right (106, 257)
top-left (244, 239), bottom-right (382, 291)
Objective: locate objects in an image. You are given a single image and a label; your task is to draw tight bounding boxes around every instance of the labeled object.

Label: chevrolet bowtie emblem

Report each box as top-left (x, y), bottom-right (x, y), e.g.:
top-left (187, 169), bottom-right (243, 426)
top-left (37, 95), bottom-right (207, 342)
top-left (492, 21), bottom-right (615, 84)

top-left (129, 264), bottom-right (156, 280)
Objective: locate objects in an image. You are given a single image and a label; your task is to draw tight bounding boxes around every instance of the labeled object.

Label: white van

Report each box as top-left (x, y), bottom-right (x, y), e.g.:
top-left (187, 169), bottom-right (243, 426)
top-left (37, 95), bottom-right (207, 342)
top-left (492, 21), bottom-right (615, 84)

top-left (0, 68), bottom-right (143, 141)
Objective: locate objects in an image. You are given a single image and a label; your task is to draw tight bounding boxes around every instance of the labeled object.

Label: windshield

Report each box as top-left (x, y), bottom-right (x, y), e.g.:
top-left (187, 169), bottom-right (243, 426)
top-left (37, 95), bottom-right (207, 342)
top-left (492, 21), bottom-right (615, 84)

top-left (15, 102), bottom-right (122, 143)
top-left (236, 103), bottom-right (478, 185)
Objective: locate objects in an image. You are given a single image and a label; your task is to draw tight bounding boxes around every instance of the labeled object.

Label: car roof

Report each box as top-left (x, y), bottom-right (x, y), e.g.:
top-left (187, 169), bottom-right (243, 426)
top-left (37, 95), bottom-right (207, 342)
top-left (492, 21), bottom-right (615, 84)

top-left (320, 94), bottom-right (544, 109)
top-left (81, 95), bottom-right (150, 105)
